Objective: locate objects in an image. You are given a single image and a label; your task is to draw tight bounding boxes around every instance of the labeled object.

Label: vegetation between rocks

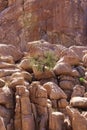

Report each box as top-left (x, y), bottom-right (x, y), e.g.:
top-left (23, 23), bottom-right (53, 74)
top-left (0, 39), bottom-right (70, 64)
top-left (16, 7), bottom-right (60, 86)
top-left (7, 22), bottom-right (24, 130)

top-left (29, 51), bottom-right (57, 72)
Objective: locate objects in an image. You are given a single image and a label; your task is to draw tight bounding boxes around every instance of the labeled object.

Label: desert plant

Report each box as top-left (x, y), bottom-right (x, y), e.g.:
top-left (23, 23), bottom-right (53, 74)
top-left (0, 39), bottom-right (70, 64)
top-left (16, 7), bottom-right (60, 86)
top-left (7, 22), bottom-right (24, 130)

top-left (29, 51), bottom-right (57, 72)
top-left (79, 77), bottom-right (85, 83)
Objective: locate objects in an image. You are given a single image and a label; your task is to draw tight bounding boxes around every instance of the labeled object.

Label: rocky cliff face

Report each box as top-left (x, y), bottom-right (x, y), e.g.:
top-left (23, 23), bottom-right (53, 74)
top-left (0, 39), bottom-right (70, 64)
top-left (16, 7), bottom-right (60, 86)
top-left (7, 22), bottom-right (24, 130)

top-left (0, 40), bottom-right (87, 130)
top-left (0, 0), bottom-right (87, 50)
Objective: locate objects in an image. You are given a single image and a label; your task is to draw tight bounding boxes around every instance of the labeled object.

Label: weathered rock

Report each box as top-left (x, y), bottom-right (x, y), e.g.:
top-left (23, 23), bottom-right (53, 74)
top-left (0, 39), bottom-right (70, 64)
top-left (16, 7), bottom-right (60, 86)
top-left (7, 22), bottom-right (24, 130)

top-left (59, 80), bottom-right (75, 90)
top-left (0, 0), bottom-right (87, 50)
top-left (35, 105), bottom-right (48, 116)
top-left (70, 46), bottom-right (87, 61)
top-left (51, 100), bottom-right (57, 109)
top-left (39, 114), bottom-right (48, 130)
top-left (0, 56), bottom-right (14, 64)
top-left (0, 105), bottom-right (12, 126)
top-left (40, 78), bottom-right (58, 85)
top-left (30, 81), bottom-right (47, 98)
top-left (70, 97), bottom-right (87, 108)
top-left (19, 58), bottom-right (33, 72)
top-left (82, 53), bottom-right (87, 67)
top-left (43, 82), bottom-right (67, 99)
top-left (0, 44), bottom-right (23, 62)
top-left (66, 106), bottom-right (87, 130)
top-left (0, 79), bottom-right (5, 88)
top-left (58, 55), bottom-right (80, 66)
top-left (26, 40), bottom-right (65, 59)
top-left (0, 68), bottom-right (21, 78)
top-left (9, 77), bottom-right (25, 89)
top-left (11, 71), bottom-right (32, 83)
top-left (71, 68), bottom-right (80, 77)
top-left (21, 71), bottom-right (32, 82)
top-left (15, 85), bottom-right (35, 130)
top-left (0, 86), bottom-right (13, 108)
top-left (0, 62), bottom-right (16, 69)
top-left (14, 95), bottom-right (22, 130)
top-left (49, 112), bottom-right (64, 130)
top-left (32, 65), bottom-right (55, 80)
top-left (71, 85), bottom-right (85, 97)
top-left (64, 90), bottom-right (72, 101)
top-left (22, 115), bottom-right (35, 130)
top-left (58, 99), bottom-right (68, 108)
top-left (64, 116), bottom-right (72, 130)
top-left (0, 117), bottom-right (6, 130)
top-left (53, 62), bottom-right (72, 76)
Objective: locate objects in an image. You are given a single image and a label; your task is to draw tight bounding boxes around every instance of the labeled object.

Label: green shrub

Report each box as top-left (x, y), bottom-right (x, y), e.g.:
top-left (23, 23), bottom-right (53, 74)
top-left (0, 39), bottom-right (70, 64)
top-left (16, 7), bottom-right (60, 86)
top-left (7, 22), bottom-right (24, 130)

top-left (30, 51), bottom-right (57, 72)
top-left (79, 77), bottom-right (85, 83)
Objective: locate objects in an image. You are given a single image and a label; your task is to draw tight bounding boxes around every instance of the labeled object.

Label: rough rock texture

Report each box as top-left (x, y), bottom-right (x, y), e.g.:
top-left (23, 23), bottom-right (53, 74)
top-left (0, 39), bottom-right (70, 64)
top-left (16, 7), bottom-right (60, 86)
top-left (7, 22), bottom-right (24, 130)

top-left (0, 0), bottom-right (87, 50)
top-left (0, 40), bottom-right (87, 130)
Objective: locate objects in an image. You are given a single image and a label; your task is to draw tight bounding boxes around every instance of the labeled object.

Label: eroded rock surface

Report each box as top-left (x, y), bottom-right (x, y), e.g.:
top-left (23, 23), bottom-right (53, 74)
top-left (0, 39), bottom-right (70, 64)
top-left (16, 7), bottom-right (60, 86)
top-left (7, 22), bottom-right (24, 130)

top-left (0, 40), bottom-right (86, 130)
top-left (0, 0), bottom-right (87, 51)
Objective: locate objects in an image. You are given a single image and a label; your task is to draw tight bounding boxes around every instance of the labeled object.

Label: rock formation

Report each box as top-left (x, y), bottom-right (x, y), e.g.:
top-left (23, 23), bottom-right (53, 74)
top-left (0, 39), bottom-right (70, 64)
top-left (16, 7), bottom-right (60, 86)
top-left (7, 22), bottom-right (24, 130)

top-left (0, 0), bottom-right (87, 50)
top-left (0, 40), bottom-right (87, 130)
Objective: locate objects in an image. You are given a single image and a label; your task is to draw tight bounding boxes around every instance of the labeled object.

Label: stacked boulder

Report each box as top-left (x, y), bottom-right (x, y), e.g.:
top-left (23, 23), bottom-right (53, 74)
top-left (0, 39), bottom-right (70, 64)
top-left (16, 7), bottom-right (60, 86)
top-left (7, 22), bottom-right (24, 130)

top-left (0, 41), bottom-right (87, 130)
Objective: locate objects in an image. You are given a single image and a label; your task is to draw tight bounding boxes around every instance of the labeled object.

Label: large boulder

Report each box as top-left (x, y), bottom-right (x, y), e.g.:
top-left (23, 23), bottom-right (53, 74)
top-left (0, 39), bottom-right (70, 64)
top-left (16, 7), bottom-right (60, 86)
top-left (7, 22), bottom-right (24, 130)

top-left (0, 44), bottom-right (23, 62)
top-left (70, 46), bottom-right (87, 61)
top-left (71, 85), bottom-right (85, 97)
top-left (70, 97), bottom-right (87, 108)
top-left (43, 82), bottom-right (67, 100)
top-left (58, 55), bottom-right (80, 66)
top-left (53, 62), bottom-right (72, 76)
top-left (26, 40), bottom-right (65, 60)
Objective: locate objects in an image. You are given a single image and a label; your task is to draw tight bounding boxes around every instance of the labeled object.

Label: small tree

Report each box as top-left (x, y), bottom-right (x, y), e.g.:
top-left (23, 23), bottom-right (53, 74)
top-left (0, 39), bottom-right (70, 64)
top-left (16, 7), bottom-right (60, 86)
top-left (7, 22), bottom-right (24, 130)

top-left (30, 51), bottom-right (57, 72)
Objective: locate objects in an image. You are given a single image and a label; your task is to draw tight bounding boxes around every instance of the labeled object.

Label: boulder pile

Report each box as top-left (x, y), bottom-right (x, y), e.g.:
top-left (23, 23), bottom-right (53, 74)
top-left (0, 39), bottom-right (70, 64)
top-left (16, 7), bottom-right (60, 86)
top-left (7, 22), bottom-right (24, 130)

top-left (0, 40), bottom-right (87, 130)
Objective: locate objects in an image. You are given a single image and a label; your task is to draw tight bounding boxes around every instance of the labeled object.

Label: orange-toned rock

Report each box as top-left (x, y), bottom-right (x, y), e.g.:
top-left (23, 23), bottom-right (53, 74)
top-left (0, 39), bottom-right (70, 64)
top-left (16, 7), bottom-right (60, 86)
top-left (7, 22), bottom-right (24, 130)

top-left (22, 115), bottom-right (35, 130)
top-left (0, 86), bottom-right (13, 108)
top-left (58, 55), bottom-right (80, 66)
top-left (19, 58), bottom-right (33, 72)
top-left (70, 97), bottom-right (87, 108)
top-left (53, 62), bottom-right (72, 76)
top-left (9, 77), bottom-right (25, 89)
top-left (0, 117), bottom-right (6, 130)
top-left (32, 65), bottom-right (55, 80)
top-left (35, 105), bottom-right (48, 116)
top-left (70, 46), bottom-right (87, 61)
top-left (0, 68), bottom-right (21, 78)
top-left (0, 56), bottom-right (14, 64)
top-left (0, 44), bottom-right (23, 62)
top-left (66, 106), bottom-right (87, 130)
top-left (59, 80), bottom-right (75, 90)
top-left (14, 95), bottom-right (22, 130)
top-left (58, 99), bottom-right (68, 108)
top-left (0, 79), bottom-right (5, 88)
top-left (49, 112), bottom-right (64, 130)
top-left (43, 82), bottom-right (67, 99)
top-left (71, 85), bottom-right (85, 97)
top-left (30, 81), bottom-right (47, 98)
top-left (82, 53), bottom-right (87, 67)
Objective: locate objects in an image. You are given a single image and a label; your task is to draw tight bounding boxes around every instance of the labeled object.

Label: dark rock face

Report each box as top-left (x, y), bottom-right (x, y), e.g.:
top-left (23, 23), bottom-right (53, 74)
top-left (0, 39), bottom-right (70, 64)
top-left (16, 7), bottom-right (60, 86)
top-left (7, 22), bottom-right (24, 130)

top-left (0, 0), bottom-right (87, 49)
